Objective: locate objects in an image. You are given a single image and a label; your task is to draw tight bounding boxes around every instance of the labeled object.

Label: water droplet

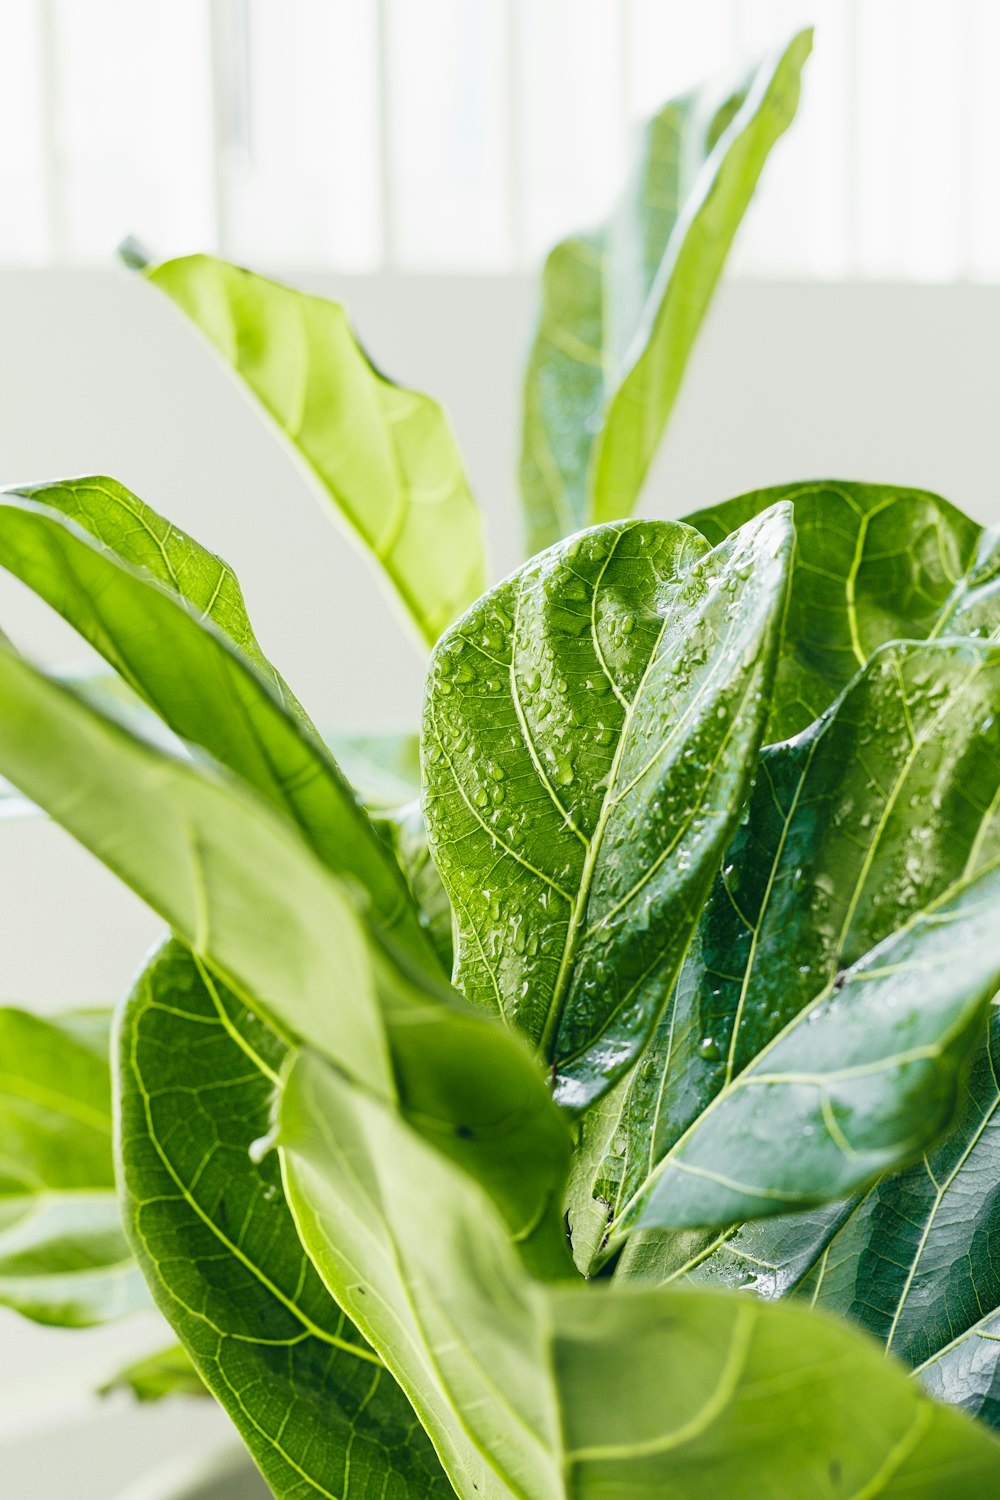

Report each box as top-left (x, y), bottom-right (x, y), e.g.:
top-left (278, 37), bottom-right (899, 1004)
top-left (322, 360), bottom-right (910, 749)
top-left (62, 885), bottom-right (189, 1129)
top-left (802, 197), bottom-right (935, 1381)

top-left (698, 1037), bottom-right (722, 1062)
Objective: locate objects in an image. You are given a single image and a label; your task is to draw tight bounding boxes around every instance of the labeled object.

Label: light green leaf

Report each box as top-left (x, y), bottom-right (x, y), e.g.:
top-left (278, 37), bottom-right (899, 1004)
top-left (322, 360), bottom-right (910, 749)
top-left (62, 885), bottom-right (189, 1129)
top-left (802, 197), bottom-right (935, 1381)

top-left (575, 638), bottom-right (1000, 1271)
top-left (686, 479), bottom-right (994, 739)
top-left (681, 1004), bottom-right (1000, 1432)
top-left (117, 940), bottom-right (450, 1497)
top-left (373, 800), bottom-right (454, 973)
top-left (138, 253), bottom-right (486, 650)
top-left (0, 649), bottom-right (570, 1270)
top-left (100, 1342), bottom-right (207, 1403)
top-left (520, 31), bottom-right (811, 552)
top-left (278, 1045), bottom-right (1000, 1500)
top-left (0, 479), bottom-right (435, 971)
top-left (423, 506), bottom-right (792, 1109)
top-left (0, 1006), bottom-right (147, 1326)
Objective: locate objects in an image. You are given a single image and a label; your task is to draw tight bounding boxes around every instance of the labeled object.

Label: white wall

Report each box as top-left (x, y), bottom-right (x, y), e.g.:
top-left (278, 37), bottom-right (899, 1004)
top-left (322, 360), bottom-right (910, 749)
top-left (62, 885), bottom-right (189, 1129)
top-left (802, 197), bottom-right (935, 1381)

top-left (1, 268), bottom-right (999, 1490)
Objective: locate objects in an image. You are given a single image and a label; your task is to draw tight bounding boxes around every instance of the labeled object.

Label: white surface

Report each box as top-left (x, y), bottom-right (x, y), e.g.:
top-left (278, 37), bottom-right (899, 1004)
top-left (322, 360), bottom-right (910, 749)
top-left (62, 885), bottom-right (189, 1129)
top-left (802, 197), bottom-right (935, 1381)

top-left (1, 267), bottom-right (999, 1489)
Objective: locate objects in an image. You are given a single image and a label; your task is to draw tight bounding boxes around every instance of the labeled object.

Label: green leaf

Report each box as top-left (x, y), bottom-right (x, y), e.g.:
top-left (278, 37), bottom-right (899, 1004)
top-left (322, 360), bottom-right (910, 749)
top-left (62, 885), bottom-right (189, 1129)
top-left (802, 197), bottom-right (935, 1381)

top-left (372, 800), bottom-right (454, 974)
top-left (278, 1045), bottom-right (1000, 1500)
top-left (117, 940), bottom-right (450, 1497)
top-left (573, 638), bottom-right (1000, 1271)
top-left (686, 479), bottom-right (992, 740)
top-left (0, 1006), bottom-right (148, 1326)
top-left (138, 254), bottom-right (487, 650)
top-left (0, 648), bottom-right (571, 1271)
top-left (681, 1003), bottom-right (1000, 1432)
top-left (422, 506), bottom-right (792, 1109)
top-left (100, 1342), bottom-right (207, 1403)
top-left (519, 31), bottom-right (811, 552)
top-left (0, 479), bottom-right (436, 971)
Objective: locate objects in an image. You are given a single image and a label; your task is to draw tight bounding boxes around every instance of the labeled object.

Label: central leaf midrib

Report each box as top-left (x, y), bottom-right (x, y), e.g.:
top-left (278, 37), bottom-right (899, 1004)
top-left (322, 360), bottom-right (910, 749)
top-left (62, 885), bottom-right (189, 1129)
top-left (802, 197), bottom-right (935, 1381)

top-left (537, 607), bottom-right (670, 1063)
top-left (538, 558), bottom-right (750, 1067)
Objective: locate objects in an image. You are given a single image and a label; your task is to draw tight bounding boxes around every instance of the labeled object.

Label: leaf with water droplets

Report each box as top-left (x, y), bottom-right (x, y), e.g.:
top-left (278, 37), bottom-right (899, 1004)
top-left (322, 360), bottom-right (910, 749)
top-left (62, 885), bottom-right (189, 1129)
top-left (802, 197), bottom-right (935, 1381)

top-left (422, 505), bottom-right (793, 1110)
top-left (686, 480), bottom-right (999, 740)
top-left (576, 637), bottom-right (1000, 1273)
top-left (674, 1002), bottom-right (1000, 1435)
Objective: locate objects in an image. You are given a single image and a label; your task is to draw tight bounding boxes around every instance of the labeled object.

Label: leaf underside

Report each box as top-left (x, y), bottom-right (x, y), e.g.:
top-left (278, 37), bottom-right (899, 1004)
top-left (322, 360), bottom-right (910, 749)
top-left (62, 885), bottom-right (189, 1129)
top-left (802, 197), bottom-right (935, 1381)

top-left (278, 1043), bottom-right (1000, 1500)
top-left (118, 940), bottom-right (450, 1499)
top-left (142, 254), bottom-right (487, 650)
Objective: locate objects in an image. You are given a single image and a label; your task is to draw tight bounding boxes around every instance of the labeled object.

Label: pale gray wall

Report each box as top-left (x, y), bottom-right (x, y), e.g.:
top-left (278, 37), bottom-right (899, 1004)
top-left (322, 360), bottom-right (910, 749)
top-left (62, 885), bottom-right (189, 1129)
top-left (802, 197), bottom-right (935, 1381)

top-left (1, 269), bottom-right (998, 1493)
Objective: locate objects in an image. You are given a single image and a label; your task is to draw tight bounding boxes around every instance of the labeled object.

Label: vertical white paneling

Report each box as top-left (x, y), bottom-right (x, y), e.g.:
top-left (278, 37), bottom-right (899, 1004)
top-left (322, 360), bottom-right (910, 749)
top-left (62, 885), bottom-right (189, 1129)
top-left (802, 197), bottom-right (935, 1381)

top-left (51, 0), bottom-right (216, 261)
top-left (218, 0), bottom-right (380, 270)
top-left (0, 0), bottom-right (996, 281)
top-left (0, 2), bottom-right (50, 260)
top-left (517, 0), bottom-right (626, 261)
top-left (383, 0), bottom-right (508, 269)
top-left (853, 0), bottom-right (906, 277)
top-left (967, 0), bottom-right (1000, 279)
top-left (899, 0), bottom-right (966, 280)
top-left (627, 0), bottom-right (740, 119)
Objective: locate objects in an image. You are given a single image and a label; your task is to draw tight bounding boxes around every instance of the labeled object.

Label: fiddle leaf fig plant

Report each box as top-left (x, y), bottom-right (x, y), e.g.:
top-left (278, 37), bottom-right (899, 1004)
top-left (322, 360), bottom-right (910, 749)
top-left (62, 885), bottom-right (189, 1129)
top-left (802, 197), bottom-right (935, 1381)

top-left (6, 23), bottom-right (1000, 1500)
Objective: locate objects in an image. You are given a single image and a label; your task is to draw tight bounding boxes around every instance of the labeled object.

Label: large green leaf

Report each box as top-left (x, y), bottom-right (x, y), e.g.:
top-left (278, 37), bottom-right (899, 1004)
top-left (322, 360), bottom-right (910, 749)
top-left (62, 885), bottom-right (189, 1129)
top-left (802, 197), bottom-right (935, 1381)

top-left (686, 480), bottom-right (994, 739)
top-left (277, 1044), bottom-right (1000, 1500)
top-left (680, 1004), bottom-right (1000, 1431)
top-left (117, 939), bottom-right (450, 1497)
top-left (0, 648), bottom-right (570, 1271)
top-left (519, 31), bottom-right (811, 553)
top-left (571, 638), bottom-right (1000, 1271)
top-left (0, 479), bottom-right (436, 971)
top-left (137, 253), bottom-right (486, 649)
top-left (0, 1006), bottom-right (147, 1326)
top-left (423, 506), bottom-right (792, 1108)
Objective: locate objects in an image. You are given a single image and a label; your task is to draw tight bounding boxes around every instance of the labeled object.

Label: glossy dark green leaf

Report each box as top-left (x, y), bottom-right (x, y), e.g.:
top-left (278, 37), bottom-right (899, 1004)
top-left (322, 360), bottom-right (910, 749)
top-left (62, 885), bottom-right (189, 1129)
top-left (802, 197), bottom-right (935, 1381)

top-left (0, 1006), bottom-right (147, 1326)
top-left (0, 480), bottom-right (435, 971)
top-left (572, 638), bottom-right (1000, 1269)
top-left (423, 506), bottom-right (792, 1109)
top-left (686, 480), bottom-right (995, 739)
top-left (278, 1045), bottom-right (1000, 1500)
top-left (118, 939), bottom-right (450, 1497)
top-left (138, 253), bottom-right (486, 650)
top-left (520, 32), bottom-right (811, 553)
top-left (679, 1004), bottom-right (1000, 1432)
top-left (0, 647), bottom-right (571, 1271)
top-left (100, 1342), bottom-right (207, 1403)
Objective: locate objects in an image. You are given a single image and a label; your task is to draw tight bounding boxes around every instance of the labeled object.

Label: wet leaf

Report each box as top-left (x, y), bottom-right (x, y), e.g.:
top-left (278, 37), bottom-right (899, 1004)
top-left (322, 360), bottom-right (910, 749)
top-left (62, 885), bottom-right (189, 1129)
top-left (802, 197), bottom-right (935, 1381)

top-left (423, 506), bottom-right (792, 1109)
top-left (576, 638), bottom-right (1000, 1271)
top-left (686, 479), bottom-right (997, 739)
